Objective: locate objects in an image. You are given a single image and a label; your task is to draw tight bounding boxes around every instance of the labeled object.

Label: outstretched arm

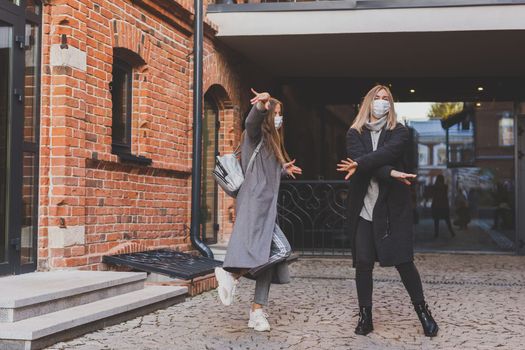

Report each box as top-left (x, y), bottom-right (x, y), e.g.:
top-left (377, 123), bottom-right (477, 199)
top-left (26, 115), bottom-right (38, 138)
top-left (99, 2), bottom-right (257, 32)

top-left (354, 124), bottom-right (408, 174)
top-left (344, 128), bottom-right (397, 181)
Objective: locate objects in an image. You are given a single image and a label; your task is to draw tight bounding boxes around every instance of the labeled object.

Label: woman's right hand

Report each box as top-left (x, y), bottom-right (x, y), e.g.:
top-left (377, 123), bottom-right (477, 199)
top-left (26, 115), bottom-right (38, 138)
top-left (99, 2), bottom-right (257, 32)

top-left (250, 88), bottom-right (271, 110)
top-left (337, 158), bottom-right (358, 180)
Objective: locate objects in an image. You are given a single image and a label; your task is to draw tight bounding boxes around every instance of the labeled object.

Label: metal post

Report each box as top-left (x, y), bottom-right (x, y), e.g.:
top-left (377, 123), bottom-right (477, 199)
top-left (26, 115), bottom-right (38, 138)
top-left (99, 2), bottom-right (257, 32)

top-left (514, 102), bottom-right (525, 255)
top-left (445, 127), bottom-right (450, 167)
top-left (190, 0), bottom-right (214, 258)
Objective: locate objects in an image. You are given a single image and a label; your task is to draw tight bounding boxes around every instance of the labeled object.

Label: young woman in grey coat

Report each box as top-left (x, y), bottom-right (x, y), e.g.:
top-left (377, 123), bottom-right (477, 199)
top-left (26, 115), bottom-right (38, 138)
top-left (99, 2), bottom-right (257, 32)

top-left (337, 85), bottom-right (439, 337)
top-left (215, 89), bottom-right (302, 332)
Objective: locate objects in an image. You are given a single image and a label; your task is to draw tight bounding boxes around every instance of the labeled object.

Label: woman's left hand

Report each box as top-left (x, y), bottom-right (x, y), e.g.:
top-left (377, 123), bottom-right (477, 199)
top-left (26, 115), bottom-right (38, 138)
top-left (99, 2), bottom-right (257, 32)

top-left (390, 170), bottom-right (417, 185)
top-left (284, 159), bottom-right (302, 179)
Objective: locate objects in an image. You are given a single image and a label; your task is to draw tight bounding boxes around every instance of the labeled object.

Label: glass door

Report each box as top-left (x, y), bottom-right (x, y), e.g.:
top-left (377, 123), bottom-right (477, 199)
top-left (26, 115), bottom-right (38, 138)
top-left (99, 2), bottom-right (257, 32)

top-left (0, 0), bottom-right (41, 275)
top-left (398, 101), bottom-right (517, 253)
top-left (0, 19), bottom-right (13, 275)
top-left (516, 103), bottom-right (525, 255)
top-left (20, 17), bottom-right (41, 271)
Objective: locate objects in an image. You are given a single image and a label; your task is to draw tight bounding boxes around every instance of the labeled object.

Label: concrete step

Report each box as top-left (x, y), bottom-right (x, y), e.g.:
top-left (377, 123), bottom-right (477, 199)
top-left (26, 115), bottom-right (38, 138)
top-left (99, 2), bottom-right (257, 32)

top-left (209, 243), bottom-right (227, 262)
top-left (0, 271), bottom-right (147, 323)
top-left (0, 285), bottom-right (187, 350)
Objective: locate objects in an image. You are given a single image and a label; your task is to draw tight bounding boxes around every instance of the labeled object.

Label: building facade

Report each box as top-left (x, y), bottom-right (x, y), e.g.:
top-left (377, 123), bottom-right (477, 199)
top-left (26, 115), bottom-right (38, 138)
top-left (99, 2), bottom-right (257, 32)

top-left (2, 0), bottom-right (525, 276)
top-left (0, 0), bottom-right (262, 275)
top-left (207, 0), bottom-right (525, 256)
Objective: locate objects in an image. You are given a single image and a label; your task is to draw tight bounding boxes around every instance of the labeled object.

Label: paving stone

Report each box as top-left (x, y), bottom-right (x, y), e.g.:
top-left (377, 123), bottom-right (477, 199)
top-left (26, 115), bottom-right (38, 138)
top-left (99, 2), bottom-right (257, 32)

top-left (47, 254), bottom-right (525, 350)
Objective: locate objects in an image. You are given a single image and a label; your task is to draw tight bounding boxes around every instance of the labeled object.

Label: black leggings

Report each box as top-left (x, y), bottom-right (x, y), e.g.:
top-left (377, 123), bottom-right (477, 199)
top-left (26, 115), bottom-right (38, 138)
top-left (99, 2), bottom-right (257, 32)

top-left (355, 218), bottom-right (425, 307)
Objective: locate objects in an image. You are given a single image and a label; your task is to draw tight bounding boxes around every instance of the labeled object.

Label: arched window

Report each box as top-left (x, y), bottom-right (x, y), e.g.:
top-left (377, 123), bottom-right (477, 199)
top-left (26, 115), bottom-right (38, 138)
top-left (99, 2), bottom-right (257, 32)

top-left (201, 94), bottom-right (220, 244)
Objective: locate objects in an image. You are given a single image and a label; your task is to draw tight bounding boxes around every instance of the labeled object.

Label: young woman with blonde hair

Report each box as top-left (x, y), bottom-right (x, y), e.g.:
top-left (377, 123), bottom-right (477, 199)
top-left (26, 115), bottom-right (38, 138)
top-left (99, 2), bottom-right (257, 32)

top-left (338, 85), bottom-right (439, 337)
top-left (215, 89), bottom-right (302, 332)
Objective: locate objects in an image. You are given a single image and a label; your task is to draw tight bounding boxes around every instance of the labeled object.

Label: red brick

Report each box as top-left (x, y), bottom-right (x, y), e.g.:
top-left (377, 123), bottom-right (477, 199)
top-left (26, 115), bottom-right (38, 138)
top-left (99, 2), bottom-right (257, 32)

top-left (38, 0), bottom-right (250, 270)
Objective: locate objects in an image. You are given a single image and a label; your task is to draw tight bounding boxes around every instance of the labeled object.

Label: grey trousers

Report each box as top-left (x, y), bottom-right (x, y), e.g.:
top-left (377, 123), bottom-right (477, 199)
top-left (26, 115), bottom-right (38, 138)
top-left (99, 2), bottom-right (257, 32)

top-left (253, 227), bottom-right (291, 305)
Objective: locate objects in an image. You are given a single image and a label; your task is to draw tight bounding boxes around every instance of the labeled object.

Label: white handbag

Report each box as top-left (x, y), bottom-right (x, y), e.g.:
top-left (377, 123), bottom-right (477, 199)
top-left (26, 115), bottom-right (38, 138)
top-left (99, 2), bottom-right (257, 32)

top-left (213, 140), bottom-right (263, 198)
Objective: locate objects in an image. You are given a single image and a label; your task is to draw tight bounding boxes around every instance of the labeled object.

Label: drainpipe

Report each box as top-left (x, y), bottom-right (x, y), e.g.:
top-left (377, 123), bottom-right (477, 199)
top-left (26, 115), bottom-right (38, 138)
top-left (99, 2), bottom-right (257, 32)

top-left (189, 0), bottom-right (214, 258)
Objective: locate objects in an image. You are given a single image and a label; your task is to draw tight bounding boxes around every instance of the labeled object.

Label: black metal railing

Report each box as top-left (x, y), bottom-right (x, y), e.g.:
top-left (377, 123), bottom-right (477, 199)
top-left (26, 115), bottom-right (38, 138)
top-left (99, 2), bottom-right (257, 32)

top-left (277, 181), bottom-right (351, 256)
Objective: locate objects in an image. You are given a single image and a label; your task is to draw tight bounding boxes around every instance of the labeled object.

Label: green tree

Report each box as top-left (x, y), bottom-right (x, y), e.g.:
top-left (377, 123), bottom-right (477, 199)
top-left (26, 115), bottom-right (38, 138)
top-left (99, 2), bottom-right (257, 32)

top-left (427, 102), bottom-right (463, 120)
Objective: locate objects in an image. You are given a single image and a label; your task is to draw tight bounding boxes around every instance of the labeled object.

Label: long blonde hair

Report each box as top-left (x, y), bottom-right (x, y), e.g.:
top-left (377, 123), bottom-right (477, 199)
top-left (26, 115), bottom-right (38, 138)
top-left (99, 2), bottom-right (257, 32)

top-left (351, 85), bottom-right (397, 133)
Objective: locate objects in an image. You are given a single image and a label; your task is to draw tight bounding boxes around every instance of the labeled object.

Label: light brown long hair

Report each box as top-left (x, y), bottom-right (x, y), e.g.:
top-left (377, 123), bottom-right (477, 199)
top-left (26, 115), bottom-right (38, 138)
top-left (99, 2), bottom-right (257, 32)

top-left (262, 98), bottom-right (291, 165)
top-left (351, 85), bottom-right (397, 133)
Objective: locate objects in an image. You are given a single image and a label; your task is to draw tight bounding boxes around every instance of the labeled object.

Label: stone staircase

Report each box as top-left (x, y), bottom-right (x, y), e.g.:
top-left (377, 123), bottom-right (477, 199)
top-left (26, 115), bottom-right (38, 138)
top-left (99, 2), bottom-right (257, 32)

top-left (0, 270), bottom-right (187, 350)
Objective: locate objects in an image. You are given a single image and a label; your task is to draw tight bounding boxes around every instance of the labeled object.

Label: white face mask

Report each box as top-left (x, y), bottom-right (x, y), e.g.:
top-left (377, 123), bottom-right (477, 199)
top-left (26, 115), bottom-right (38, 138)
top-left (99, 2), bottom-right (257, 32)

top-left (372, 99), bottom-right (390, 118)
top-left (274, 115), bottom-right (283, 129)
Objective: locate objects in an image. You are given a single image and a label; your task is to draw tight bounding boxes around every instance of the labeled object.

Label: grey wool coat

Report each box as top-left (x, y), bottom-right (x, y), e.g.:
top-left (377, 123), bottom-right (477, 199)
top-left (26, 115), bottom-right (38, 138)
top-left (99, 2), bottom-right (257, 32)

top-left (223, 105), bottom-right (290, 284)
top-left (346, 123), bottom-right (415, 267)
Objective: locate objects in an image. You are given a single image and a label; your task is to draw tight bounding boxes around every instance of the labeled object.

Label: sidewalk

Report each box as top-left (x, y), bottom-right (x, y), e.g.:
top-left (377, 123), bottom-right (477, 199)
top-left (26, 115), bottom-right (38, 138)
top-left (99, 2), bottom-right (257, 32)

top-left (47, 253), bottom-right (525, 350)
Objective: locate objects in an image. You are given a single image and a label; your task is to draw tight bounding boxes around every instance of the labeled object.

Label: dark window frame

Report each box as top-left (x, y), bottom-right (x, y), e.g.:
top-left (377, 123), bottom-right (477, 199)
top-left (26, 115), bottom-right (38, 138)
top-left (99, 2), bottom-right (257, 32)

top-left (110, 58), bottom-right (133, 155)
top-left (110, 51), bottom-right (152, 166)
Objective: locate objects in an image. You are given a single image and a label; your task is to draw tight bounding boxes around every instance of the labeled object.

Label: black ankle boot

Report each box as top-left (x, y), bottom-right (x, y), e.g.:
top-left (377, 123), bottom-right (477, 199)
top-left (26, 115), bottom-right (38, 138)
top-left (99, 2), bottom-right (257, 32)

top-left (413, 301), bottom-right (439, 337)
top-left (354, 306), bottom-right (373, 336)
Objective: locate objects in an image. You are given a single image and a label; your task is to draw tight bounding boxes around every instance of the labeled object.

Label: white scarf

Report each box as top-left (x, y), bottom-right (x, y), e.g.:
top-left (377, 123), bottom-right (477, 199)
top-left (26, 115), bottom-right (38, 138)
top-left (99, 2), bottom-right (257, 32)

top-left (365, 115), bottom-right (388, 132)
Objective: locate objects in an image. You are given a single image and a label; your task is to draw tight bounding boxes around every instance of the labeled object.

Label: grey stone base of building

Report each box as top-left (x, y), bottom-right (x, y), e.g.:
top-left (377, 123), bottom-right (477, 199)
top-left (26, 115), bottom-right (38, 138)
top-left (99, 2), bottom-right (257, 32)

top-left (0, 271), bottom-right (188, 350)
top-left (1, 295), bottom-right (185, 350)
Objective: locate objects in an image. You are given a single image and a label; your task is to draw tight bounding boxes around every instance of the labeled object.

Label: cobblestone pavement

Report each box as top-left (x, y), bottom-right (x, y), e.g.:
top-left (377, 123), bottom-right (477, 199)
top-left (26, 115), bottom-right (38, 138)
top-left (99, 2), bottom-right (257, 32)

top-left (48, 253), bottom-right (525, 350)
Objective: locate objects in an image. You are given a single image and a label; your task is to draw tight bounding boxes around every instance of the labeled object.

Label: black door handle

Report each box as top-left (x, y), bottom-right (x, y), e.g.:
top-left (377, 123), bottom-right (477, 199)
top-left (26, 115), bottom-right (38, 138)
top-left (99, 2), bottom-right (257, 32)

top-left (13, 88), bottom-right (23, 103)
top-left (10, 238), bottom-right (21, 252)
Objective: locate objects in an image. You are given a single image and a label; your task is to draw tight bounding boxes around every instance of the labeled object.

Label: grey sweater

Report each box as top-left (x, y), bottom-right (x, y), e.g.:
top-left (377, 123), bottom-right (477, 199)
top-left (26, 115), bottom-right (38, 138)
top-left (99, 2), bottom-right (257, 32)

top-left (359, 116), bottom-right (387, 221)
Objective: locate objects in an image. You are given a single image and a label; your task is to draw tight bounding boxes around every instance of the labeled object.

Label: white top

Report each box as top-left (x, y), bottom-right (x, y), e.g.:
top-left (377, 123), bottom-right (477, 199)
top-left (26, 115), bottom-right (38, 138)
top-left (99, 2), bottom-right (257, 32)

top-left (359, 129), bottom-right (382, 221)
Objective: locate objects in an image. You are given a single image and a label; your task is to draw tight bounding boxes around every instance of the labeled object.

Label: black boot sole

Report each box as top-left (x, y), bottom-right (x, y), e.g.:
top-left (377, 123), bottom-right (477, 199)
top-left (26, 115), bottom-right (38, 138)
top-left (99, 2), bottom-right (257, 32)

top-left (424, 325), bottom-right (439, 337)
top-left (354, 327), bottom-right (374, 336)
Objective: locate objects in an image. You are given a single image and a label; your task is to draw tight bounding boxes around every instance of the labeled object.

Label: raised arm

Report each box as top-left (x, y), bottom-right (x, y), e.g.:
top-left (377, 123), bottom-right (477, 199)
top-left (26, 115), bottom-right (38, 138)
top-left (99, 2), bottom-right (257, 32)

top-left (245, 102), bottom-right (268, 141)
top-left (245, 89), bottom-right (272, 141)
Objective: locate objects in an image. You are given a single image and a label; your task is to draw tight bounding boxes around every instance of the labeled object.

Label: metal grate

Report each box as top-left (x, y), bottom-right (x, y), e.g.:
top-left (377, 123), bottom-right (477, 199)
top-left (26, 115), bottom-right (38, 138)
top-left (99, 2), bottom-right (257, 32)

top-left (103, 249), bottom-right (223, 280)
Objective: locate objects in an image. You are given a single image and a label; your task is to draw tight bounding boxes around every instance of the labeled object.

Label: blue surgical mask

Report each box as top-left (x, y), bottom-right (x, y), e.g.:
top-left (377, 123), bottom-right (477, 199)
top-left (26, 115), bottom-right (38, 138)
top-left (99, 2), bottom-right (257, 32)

top-left (274, 115), bottom-right (283, 129)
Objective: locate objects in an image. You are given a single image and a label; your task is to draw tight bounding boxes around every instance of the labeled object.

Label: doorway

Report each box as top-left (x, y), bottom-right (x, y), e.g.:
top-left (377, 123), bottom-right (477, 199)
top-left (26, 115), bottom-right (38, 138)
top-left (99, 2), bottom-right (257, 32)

top-left (277, 77), bottom-right (523, 255)
top-left (0, 0), bottom-right (41, 275)
top-left (201, 95), bottom-right (220, 244)
top-left (398, 100), bottom-right (516, 252)
top-left (0, 18), bottom-right (12, 275)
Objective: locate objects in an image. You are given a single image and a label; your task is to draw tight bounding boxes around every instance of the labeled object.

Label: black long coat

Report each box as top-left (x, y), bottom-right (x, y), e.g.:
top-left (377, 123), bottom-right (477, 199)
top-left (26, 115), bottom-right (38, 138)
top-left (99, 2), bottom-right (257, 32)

top-left (346, 123), bottom-right (414, 267)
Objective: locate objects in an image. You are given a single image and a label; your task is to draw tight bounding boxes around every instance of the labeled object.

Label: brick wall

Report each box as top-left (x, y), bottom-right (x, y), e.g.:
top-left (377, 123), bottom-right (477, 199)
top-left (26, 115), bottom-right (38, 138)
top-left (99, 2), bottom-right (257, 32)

top-left (38, 0), bottom-right (254, 270)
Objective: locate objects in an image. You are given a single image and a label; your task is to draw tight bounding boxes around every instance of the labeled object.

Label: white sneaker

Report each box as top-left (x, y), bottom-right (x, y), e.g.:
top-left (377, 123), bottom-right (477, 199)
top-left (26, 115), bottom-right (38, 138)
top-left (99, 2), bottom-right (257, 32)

top-left (215, 267), bottom-right (238, 306)
top-left (248, 309), bottom-right (271, 332)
